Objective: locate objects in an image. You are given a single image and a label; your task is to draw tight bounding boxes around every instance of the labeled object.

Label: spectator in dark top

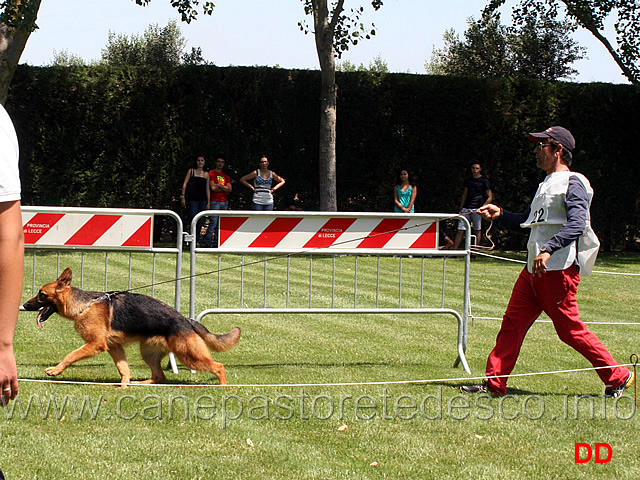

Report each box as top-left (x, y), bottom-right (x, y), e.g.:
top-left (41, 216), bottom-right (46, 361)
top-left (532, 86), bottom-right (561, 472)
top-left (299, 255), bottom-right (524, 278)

top-left (453, 163), bottom-right (493, 249)
top-left (181, 155), bottom-right (210, 243)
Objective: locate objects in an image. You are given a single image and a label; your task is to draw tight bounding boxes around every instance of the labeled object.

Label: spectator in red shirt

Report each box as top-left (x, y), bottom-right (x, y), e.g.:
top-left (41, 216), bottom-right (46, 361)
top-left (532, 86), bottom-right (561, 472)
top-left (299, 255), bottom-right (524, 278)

top-left (204, 156), bottom-right (232, 247)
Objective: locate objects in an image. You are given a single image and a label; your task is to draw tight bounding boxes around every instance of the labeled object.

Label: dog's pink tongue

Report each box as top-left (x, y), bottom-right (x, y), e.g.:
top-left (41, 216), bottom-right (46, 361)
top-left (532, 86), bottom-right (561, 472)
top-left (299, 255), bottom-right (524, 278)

top-left (37, 311), bottom-right (44, 329)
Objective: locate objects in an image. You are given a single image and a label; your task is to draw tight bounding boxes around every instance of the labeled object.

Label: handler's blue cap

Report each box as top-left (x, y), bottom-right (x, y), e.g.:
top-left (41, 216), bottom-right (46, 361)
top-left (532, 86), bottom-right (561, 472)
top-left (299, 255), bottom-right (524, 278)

top-left (528, 126), bottom-right (575, 153)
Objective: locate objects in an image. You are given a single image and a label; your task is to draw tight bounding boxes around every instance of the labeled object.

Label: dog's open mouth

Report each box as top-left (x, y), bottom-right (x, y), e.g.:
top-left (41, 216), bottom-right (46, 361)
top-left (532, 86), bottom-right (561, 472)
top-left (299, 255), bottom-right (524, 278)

top-left (36, 305), bottom-right (57, 329)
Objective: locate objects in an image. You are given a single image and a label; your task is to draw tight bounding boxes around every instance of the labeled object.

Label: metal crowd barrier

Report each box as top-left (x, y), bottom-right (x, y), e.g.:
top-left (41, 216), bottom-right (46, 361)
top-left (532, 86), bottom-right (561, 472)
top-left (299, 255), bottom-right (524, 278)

top-left (19, 207), bottom-right (473, 377)
top-left (20, 206), bottom-right (185, 373)
top-left (189, 211), bottom-right (473, 374)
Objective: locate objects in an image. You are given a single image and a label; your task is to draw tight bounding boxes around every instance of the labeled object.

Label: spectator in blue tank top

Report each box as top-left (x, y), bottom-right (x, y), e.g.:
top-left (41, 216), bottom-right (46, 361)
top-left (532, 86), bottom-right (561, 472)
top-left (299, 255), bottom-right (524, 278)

top-left (393, 167), bottom-right (454, 248)
top-left (393, 168), bottom-right (417, 213)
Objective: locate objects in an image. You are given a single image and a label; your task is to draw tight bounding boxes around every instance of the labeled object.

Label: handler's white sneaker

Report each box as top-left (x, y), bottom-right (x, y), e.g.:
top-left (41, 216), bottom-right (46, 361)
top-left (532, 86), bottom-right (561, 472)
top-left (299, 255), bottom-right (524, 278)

top-left (604, 371), bottom-right (635, 398)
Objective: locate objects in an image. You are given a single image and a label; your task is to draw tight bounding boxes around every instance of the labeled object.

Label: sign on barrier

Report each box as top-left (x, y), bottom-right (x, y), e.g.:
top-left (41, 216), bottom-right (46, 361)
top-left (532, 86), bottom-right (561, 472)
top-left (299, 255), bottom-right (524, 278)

top-left (22, 211), bottom-right (153, 249)
top-left (218, 214), bottom-right (438, 250)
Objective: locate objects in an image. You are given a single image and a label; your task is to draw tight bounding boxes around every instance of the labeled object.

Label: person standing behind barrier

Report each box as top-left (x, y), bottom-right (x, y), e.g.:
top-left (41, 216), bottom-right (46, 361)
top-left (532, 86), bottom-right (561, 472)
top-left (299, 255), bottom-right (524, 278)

top-left (0, 104), bottom-right (23, 415)
top-left (461, 126), bottom-right (633, 398)
top-left (393, 168), bottom-right (417, 213)
top-left (204, 156), bottom-right (232, 248)
top-left (392, 169), bottom-right (452, 248)
top-left (180, 155), bottom-right (210, 243)
top-left (453, 163), bottom-right (493, 249)
top-left (240, 156), bottom-right (285, 211)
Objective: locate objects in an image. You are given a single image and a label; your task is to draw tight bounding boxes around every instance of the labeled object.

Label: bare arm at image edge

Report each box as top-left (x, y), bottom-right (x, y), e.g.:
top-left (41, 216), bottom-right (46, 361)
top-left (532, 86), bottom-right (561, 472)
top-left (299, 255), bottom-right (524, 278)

top-left (0, 200), bottom-right (23, 403)
top-left (0, 103), bottom-right (23, 404)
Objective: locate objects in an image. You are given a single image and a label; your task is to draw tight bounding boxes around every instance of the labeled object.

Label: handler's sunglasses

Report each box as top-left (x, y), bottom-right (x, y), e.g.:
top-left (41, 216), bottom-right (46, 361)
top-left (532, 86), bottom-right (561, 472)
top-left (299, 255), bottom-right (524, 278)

top-left (535, 142), bottom-right (553, 150)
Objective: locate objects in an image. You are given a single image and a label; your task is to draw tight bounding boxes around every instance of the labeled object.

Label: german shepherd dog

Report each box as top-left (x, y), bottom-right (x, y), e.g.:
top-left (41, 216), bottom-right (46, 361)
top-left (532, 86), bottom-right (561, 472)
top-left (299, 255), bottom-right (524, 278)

top-left (22, 268), bottom-right (240, 386)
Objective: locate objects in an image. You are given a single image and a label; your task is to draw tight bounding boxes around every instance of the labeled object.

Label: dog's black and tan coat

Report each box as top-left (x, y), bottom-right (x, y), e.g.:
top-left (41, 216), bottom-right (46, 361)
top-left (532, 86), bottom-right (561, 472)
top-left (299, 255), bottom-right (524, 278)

top-left (23, 268), bottom-right (240, 386)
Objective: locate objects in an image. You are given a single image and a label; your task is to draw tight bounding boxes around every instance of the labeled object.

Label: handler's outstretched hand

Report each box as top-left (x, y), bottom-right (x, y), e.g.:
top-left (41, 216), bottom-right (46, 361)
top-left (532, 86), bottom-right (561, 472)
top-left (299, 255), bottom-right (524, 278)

top-left (477, 204), bottom-right (501, 220)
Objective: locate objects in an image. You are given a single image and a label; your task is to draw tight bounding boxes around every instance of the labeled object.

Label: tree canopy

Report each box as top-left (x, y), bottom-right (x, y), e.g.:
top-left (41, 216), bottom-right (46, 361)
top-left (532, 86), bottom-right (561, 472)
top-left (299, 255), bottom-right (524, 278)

top-left (101, 20), bottom-right (204, 67)
top-left (0, 0), bottom-right (42, 103)
top-left (299, 0), bottom-right (382, 58)
top-left (484, 0), bottom-right (640, 85)
top-left (0, 0), bottom-right (215, 103)
top-left (427, 13), bottom-right (585, 80)
top-left (337, 54), bottom-right (389, 73)
top-left (49, 49), bottom-right (86, 67)
top-left (133, 0), bottom-right (214, 23)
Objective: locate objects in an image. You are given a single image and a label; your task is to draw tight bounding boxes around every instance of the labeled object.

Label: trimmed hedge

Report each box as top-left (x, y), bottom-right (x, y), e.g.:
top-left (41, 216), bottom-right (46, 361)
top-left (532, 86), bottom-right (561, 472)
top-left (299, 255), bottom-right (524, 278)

top-left (7, 65), bottom-right (640, 250)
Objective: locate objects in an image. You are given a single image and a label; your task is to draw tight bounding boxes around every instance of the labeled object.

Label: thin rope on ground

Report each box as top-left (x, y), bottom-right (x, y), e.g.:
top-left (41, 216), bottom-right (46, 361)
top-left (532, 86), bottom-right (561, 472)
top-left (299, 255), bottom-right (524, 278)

top-left (470, 315), bottom-right (640, 326)
top-left (474, 250), bottom-right (640, 276)
top-left (17, 362), bottom-right (635, 389)
top-left (468, 251), bottom-right (639, 324)
top-left (592, 269), bottom-right (640, 276)
top-left (473, 250), bottom-right (525, 263)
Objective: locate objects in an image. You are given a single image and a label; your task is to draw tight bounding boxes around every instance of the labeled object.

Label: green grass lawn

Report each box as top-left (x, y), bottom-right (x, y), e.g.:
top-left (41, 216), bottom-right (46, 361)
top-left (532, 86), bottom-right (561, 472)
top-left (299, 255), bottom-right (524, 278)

top-left (2, 251), bottom-right (639, 479)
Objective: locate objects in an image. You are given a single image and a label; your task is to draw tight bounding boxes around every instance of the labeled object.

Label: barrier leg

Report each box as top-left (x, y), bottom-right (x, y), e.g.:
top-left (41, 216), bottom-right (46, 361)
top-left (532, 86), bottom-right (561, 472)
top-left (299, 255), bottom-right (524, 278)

top-left (451, 311), bottom-right (471, 374)
top-left (168, 352), bottom-right (179, 374)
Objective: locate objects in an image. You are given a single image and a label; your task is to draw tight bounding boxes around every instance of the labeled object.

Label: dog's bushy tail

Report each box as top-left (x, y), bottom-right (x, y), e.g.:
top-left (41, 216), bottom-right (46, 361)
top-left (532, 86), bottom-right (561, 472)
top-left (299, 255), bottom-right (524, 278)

top-left (190, 321), bottom-right (241, 352)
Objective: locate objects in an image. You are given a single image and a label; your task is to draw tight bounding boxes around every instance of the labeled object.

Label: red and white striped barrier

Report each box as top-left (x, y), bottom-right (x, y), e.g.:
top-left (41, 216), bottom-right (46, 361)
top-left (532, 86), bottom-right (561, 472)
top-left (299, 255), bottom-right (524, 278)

top-left (218, 214), bottom-right (438, 250)
top-left (22, 211), bottom-right (153, 248)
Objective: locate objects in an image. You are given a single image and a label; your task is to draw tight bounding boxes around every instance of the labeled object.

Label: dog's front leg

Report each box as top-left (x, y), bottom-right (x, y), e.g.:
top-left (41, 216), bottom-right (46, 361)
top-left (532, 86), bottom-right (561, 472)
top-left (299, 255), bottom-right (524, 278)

top-left (107, 345), bottom-right (132, 388)
top-left (45, 342), bottom-right (108, 376)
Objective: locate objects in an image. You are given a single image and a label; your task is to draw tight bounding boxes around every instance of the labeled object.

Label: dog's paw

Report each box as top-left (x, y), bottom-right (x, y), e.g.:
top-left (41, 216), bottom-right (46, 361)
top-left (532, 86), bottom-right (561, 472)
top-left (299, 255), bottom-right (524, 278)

top-left (45, 366), bottom-right (62, 376)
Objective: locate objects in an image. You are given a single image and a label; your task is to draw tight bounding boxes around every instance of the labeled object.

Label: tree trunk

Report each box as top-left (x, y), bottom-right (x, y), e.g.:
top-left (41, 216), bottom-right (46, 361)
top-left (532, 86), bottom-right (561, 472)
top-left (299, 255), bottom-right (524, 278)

top-left (315, 32), bottom-right (338, 211)
top-left (312, 0), bottom-right (339, 211)
top-left (0, 0), bottom-right (42, 105)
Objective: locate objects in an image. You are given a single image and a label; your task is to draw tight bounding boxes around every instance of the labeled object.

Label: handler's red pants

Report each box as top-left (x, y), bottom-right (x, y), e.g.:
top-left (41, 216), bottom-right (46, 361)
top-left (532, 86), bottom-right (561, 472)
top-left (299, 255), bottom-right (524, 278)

top-left (486, 265), bottom-right (629, 395)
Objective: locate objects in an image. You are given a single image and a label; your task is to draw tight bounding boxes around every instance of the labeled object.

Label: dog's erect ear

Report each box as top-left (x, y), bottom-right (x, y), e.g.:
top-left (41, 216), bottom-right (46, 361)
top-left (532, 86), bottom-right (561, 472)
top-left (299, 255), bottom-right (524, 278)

top-left (56, 268), bottom-right (73, 290)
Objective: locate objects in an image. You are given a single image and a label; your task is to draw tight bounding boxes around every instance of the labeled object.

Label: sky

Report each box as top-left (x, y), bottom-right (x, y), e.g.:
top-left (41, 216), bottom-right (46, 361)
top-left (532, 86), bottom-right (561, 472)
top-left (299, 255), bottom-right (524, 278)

top-left (19, 0), bottom-right (629, 85)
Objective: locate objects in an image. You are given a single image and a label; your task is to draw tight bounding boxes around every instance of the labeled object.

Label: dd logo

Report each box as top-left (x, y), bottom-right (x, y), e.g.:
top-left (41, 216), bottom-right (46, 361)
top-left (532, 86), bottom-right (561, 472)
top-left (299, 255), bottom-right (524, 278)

top-left (574, 443), bottom-right (612, 464)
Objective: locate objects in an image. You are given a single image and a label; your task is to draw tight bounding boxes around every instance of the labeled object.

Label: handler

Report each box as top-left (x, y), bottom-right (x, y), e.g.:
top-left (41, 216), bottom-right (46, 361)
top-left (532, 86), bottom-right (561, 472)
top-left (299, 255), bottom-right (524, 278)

top-left (461, 126), bottom-right (633, 397)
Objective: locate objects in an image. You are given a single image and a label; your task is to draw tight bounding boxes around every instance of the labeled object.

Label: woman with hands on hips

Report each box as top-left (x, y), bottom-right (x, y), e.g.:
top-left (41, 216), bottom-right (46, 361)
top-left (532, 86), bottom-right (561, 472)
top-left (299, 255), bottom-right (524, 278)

top-left (240, 156), bottom-right (285, 211)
